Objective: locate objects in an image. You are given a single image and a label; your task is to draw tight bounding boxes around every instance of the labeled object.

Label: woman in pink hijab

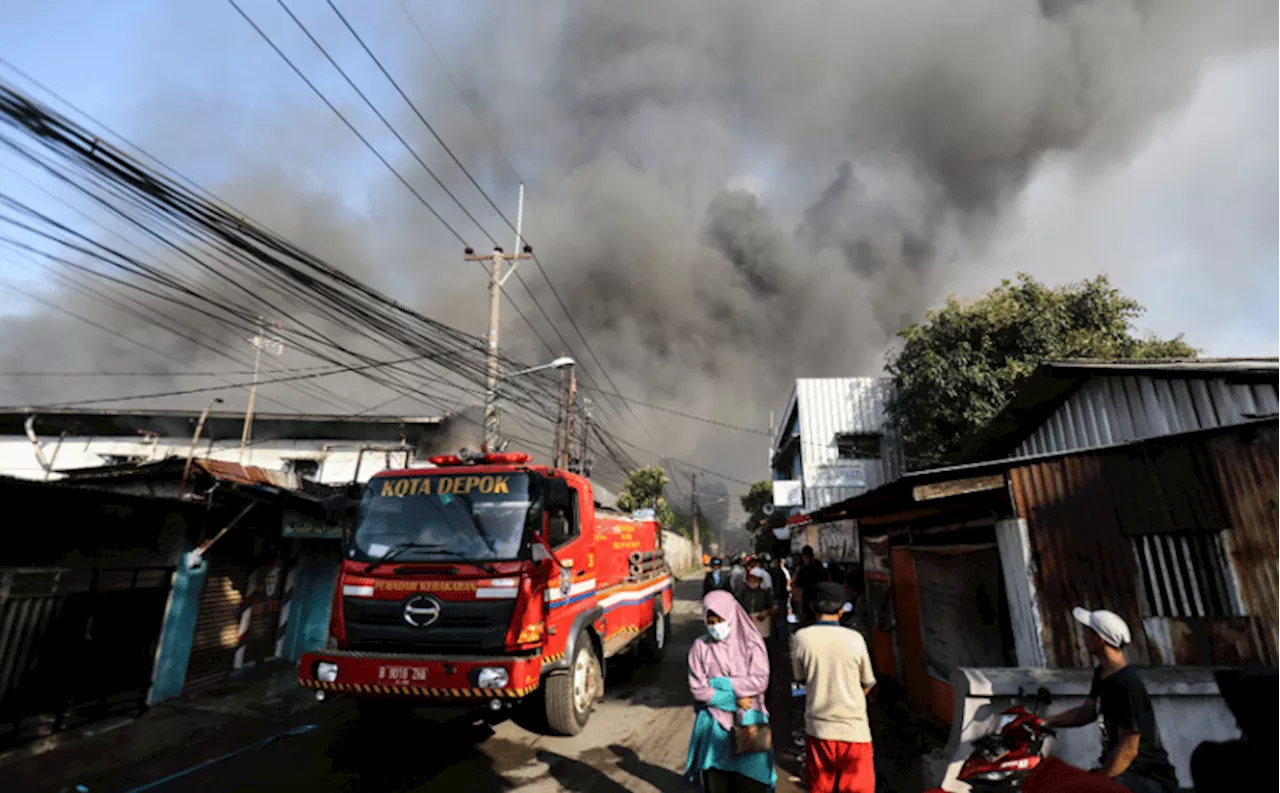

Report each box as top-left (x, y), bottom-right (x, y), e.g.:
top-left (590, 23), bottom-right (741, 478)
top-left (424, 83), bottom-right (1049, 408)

top-left (685, 589), bottom-right (776, 792)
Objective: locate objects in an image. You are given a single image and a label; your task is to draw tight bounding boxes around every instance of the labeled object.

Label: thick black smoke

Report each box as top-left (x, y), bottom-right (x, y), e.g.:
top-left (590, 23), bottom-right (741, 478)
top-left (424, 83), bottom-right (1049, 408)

top-left (1, 0), bottom-right (1273, 492)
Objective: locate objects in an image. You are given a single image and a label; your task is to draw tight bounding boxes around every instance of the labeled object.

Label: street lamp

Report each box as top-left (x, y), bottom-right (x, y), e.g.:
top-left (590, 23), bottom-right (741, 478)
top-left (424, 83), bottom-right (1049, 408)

top-left (494, 357), bottom-right (576, 465)
top-left (499, 356), bottom-right (576, 380)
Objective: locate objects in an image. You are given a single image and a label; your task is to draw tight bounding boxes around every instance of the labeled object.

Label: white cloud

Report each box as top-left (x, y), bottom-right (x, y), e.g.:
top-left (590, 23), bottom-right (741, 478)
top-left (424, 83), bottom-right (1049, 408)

top-left (951, 48), bottom-right (1278, 356)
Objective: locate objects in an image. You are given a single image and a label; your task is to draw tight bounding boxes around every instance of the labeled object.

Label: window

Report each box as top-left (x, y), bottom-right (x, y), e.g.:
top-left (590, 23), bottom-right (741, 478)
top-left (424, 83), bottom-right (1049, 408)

top-left (283, 458), bottom-right (321, 481)
top-left (547, 487), bottom-right (580, 547)
top-left (835, 433), bottom-right (881, 460)
top-left (1132, 532), bottom-right (1240, 619)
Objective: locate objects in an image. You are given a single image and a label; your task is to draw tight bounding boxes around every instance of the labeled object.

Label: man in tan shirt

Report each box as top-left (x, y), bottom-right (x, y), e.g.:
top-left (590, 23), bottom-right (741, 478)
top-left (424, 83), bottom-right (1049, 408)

top-left (791, 581), bottom-right (876, 793)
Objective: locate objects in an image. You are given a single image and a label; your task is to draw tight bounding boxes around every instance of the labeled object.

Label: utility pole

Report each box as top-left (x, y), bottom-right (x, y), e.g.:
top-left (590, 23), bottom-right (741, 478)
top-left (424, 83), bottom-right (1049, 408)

top-left (553, 363), bottom-right (567, 468)
top-left (562, 362), bottom-right (577, 470)
top-left (464, 184), bottom-right (531, 452)
top-left (183, 397), bottom-right (223, 498)
top-left (691, 472), bottom-right (701, 553)
top-left (240, 320), bottom-right (282, 464)
top-left (578, 396), bottom-right (593, 476)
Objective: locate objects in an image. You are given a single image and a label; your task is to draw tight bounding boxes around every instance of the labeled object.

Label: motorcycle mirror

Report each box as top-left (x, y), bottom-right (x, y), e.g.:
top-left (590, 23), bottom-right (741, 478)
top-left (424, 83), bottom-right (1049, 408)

top-left (1036, 686), bottom-right (1053, 705)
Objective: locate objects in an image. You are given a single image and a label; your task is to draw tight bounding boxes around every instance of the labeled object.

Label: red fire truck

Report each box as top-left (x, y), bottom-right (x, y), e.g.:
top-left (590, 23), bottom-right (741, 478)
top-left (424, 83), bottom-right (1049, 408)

top-left (298, 451), bottom-right (674, 735)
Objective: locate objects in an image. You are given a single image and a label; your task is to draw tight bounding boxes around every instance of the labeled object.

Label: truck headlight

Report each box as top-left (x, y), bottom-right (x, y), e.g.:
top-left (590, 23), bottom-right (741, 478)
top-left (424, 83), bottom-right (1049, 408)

top-left (477, 667), bottom-right (509, 689)
top-left (316, 661), bottom-right (339, 683)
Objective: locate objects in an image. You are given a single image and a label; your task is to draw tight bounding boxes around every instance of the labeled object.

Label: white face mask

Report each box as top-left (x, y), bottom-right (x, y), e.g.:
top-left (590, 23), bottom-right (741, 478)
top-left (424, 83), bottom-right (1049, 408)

top-left (707, 622), bottom-right (732, 642)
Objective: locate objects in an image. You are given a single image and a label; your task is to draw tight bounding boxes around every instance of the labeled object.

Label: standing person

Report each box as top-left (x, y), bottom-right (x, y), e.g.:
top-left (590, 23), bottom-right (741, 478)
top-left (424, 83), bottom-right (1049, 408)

top-left (1045, 608), bottom-right (1177, 793)
top-left (704, 558), bottom-right (731, 597)
top-left (685, 590), bottom-right (777, 793)
top-left (792, 546), bottom-right (826, 626)
top-left (729, 554), bottom-right (748, 599)
top-left (770, 556), bottom-right (790, 602)
top-left (738, 567), bottom-right (778, 641)
top-left (769, 556), bottom-right (792, 640)
top-left (792, 581), bottom-right (877, 793)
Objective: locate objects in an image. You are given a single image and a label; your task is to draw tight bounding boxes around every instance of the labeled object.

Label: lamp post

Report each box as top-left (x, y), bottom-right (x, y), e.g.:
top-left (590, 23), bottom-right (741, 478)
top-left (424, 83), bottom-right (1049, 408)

top-left (496, 357), bottom-right (575, 462)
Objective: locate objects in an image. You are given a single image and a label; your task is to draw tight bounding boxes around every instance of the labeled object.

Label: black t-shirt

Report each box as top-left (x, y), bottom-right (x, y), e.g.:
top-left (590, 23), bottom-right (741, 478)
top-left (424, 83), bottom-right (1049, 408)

top-left (1089, 667), bottom-right (1177, 788)
top-left (793, 561), bottom-right (825, 602)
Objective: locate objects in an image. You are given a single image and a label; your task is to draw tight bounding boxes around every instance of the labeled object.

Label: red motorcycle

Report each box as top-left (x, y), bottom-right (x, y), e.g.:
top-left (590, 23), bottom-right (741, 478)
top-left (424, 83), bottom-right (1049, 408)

top-left (927, 687), bottom-right (1058, 792)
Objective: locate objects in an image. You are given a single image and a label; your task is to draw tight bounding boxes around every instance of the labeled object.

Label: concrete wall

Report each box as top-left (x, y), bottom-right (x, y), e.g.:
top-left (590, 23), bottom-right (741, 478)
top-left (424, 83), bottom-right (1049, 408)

top-left (935, 667), bottom-right (1241, 791)
top-left (661, 530), bottom-right (700, 577)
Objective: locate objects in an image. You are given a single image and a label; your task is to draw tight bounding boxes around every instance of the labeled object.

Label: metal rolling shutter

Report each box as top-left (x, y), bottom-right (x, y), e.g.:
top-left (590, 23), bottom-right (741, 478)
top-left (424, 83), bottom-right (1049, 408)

top-left (183, 559), bottom-right (246, 697)
top-left (244, 560), bottom-right (283, 666)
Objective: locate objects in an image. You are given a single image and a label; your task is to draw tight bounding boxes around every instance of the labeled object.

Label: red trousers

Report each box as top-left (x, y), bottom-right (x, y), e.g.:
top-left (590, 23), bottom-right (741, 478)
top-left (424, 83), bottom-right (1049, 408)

top-left (804, 735), bottom-right (875, 793)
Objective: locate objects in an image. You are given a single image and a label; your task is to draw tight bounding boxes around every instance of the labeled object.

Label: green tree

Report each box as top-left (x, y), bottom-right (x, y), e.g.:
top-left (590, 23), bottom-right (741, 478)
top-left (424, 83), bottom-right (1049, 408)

top-left (617, 465), bottom-right (676, 529)
top-left (886, 273), bottom-right (1196, 464)
top-left (742, 480), bottom-right (785, 553)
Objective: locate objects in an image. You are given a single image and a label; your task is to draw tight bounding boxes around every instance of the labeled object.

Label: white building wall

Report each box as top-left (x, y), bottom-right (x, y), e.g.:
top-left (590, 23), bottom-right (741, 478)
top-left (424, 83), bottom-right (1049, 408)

top-left (794, 378), bottom-right (902, 512)
top-left (1015, 375), bottom-right (1279, 457)
top-left (0, 436), bottom-right (425, 486)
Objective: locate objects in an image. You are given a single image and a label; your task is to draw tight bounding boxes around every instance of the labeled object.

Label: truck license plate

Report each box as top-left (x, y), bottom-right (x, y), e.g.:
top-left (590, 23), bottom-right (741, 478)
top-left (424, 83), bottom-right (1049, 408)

top-left (378, 665), bottom-right (427, 684)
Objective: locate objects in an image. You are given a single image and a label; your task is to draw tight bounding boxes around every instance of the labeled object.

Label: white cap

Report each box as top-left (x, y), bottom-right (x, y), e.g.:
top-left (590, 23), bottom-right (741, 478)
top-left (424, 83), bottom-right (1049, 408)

top-left (1073, 607), bottom-right (1131, 648)
top-left (748, 567), bottom-right (768, 581)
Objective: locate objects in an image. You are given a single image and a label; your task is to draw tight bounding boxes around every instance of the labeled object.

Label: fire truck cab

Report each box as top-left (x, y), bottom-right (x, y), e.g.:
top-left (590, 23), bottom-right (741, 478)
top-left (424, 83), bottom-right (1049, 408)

top-left (299, 452), bottom-right (673, 735)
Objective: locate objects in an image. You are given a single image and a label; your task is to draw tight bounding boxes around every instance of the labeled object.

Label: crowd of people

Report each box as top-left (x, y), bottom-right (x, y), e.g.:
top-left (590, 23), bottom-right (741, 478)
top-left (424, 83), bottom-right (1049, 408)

top-left (684, 547), bottom-right (1217, 793)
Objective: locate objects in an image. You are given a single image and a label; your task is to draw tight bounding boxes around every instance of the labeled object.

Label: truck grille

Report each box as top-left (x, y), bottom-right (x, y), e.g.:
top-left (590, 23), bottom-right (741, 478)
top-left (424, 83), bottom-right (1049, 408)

top-left (343, 597), bottom-right (515, 653)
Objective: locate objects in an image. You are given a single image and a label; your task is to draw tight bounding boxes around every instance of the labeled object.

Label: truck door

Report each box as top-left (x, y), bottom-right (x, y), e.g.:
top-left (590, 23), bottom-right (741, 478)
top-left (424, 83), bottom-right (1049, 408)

top-left (543, 485), bottom-right (597, 638)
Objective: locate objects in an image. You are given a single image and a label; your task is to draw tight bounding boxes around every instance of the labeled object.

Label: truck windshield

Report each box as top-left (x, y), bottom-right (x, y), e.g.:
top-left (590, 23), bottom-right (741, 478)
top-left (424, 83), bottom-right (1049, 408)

top-left (353, 472), bottom-right (536, 563)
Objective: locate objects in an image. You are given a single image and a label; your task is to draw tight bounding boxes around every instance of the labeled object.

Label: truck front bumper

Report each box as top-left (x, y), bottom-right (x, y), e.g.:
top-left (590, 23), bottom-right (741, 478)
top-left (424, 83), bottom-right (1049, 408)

top-left (298, 649), bottom-right (544, 701)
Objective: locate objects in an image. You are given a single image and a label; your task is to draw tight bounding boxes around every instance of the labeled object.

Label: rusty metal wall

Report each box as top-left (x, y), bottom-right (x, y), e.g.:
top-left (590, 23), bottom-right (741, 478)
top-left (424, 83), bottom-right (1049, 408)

top-left (1206, 423), bottom-right (1277, 665)
top-left (1009, 421), bottom-right (1278, 668)
top-left (1009, 455), bottom-right (1149, 668)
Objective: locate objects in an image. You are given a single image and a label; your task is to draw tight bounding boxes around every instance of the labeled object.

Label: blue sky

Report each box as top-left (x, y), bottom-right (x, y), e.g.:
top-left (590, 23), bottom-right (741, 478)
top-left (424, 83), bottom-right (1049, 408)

top-left (0, 0), bottom-right (498, 304)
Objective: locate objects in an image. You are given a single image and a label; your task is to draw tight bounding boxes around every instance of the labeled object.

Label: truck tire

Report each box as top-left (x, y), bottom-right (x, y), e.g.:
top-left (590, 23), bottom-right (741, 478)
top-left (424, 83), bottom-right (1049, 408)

top-left (639, 600), bottom-right (669, 664)
top-left (545, 633), bottom-right (599, 736)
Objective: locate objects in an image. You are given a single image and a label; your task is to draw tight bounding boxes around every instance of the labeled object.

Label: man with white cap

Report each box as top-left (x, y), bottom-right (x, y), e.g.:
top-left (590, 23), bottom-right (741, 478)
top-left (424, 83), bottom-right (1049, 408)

top-left (1045, 607), bottom-right (1177, 793)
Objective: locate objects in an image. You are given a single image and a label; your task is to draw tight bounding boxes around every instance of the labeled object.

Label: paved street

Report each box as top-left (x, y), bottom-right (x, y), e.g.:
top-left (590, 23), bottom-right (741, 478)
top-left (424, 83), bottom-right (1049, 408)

top-left (8, 580), bottom-right (805, 793)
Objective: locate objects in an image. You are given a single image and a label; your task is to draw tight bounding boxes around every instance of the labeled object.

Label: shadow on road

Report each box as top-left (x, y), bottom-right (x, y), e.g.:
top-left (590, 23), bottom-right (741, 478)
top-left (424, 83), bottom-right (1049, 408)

top-left (312, 709), bottom-right (519, 792)
top-left (608, 744), bottom-right (694, 791)
top-left (535, 749), bottom-right (632, 793)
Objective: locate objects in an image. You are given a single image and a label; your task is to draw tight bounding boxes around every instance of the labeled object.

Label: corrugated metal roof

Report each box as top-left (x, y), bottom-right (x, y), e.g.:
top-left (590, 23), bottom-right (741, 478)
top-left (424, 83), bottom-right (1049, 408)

top-left (962, 358), bottom-right (1280, 460)
top-left (193, 459), bottom-right (298, 489)
top-left (1041, 357), bottom-right (1278, 375)
top-left (1015, 374), bottom-right (1279, 458)
top-left (58, 456), bottom-right (300, 490)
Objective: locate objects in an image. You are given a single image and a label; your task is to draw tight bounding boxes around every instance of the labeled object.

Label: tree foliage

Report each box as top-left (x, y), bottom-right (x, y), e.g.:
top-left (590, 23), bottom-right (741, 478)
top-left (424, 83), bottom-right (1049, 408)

top-left (742, 480), bottom-right (785, 553)
top-left (616, 464), bottom-right (676, 529)
top-left (886, 273), bottom-right (1196, 463)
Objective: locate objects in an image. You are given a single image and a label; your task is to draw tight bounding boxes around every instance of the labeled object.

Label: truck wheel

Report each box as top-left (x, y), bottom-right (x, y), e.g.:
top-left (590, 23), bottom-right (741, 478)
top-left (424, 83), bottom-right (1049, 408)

top-left (639, 601), bottom-right (669, 664)
top-left (545, 634), bottom-right (598, 736)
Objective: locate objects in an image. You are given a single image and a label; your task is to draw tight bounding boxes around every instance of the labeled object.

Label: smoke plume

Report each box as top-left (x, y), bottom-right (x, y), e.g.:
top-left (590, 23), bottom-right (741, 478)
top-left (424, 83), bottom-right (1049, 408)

top-left (1, 0), bottom-right (1273, 492)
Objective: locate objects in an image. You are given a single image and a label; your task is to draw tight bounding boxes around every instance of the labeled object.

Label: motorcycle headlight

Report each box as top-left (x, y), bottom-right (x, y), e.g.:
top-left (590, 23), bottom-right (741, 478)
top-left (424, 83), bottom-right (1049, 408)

top-left (477, 667), bottom-right (509, 689)
top-left (972, 770), bottom-right (1015, 782)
